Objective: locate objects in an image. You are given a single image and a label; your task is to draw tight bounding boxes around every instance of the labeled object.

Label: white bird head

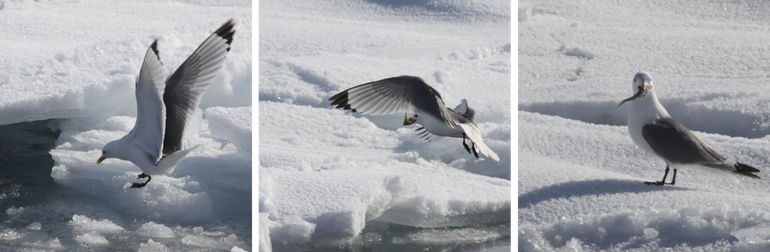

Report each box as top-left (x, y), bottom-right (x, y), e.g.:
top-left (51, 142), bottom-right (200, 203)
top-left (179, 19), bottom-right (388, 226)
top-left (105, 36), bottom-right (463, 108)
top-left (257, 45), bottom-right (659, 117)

top-left (617, 72), bottom-right (654, 108)
top-left (97, 140), bottom-right (119, 165)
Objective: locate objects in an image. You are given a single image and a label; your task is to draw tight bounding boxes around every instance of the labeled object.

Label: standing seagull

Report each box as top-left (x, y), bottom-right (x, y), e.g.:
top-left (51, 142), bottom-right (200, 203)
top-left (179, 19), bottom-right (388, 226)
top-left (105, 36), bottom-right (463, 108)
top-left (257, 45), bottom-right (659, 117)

top-left (617, 72), bottom-right (760, 185)
top-left (97, 19), bottom-right (236, 188)
top-left (329, 76), bottom-right (499, 161)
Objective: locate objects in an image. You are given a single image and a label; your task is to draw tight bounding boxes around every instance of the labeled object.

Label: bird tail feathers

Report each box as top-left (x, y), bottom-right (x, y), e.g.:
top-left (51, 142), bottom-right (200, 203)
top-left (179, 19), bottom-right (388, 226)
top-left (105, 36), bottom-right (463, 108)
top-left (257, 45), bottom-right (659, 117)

top-left (156, 145), bottom-right (199, 174)
top-left (457, 124), bottom-right (499, 161)
top-left (733, 162), bottom-right (761, 179)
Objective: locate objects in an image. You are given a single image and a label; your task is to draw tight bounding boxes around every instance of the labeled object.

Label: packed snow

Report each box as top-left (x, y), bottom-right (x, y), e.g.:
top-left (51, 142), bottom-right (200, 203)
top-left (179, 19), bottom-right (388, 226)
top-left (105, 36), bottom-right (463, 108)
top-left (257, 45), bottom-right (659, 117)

top-left (520, 0), bottom-right (770, 251)
top-left (259, 0), bottom-right (511, 250)
top-left (0, 0), bottom-right (251, 251)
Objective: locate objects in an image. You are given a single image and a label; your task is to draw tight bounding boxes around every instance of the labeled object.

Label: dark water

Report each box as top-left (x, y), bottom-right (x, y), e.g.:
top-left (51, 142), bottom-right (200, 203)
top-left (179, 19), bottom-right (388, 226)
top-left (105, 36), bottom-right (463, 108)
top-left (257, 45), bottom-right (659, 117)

top-left (0, 119), bottom-right (61, 214)
top-left (0, 119), bottom-right (252, 251)
top-left (273, 220), bottom-right (511, 252)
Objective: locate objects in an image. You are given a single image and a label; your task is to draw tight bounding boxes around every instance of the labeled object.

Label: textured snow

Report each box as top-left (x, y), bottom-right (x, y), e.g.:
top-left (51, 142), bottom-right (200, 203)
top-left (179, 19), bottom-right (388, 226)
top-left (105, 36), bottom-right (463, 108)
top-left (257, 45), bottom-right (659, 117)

top-left (260, 0), bottom-right (511, 250)
top-left (520, 0), bottom-right (770, 251)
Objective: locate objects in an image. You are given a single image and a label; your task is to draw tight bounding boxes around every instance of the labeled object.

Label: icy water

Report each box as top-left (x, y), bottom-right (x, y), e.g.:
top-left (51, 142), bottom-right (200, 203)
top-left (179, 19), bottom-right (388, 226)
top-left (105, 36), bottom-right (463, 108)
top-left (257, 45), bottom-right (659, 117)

top-left (0, 119), bottom-right (251, 251)
top-left (0, 119), bottom-right (60, 218)
top-left (272, 221), bottom-right (511, 252)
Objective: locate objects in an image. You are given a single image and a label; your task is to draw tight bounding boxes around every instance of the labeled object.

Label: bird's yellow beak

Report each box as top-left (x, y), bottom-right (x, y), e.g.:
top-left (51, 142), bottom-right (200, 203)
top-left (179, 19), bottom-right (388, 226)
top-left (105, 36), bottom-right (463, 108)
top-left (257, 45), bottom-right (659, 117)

top-left (403, 113), bottom-right (416, 125)
top-left (97, 157), bottom-right (105, 165)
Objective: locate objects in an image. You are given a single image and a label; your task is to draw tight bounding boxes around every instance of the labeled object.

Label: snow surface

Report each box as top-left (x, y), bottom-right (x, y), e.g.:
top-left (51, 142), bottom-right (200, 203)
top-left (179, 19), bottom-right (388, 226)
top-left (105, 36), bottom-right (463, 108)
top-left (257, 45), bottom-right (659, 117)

top-left (520, 0), bottom-right (770, 251)
top-left (0, 0), bottom-right (251, 251)
top-left (260, 0), bottom-right (511, 250)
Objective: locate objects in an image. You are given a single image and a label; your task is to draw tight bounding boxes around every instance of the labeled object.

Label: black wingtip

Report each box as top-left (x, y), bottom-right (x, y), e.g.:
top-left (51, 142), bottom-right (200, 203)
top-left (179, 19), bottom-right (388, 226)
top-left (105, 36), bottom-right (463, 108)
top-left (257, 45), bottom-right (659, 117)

top-left (215, 19), bottom-right (236, 52)
top-left (330, 90), bottom-right (359, 112)
top-left (329, 90), bottom-right (348, 105)
top-left (150, 40), bottom-right (161, 61)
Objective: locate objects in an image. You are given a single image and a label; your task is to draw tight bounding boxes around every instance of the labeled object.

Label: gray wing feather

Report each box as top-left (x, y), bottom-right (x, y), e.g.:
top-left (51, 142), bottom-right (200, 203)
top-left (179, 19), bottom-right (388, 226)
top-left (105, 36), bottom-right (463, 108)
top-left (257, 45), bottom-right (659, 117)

top-left (329, 76), bottom-right (456, 126)
top-left (414, 126), bottom-right (443, 142)
top-left (452, 99), bottom-right (476, 125)
top-left (128, 41), bottom-right (167, 163)
top-left (641, 117), bottom-right (726, 164)
top-left (162, 19), bottom-right (235, 155)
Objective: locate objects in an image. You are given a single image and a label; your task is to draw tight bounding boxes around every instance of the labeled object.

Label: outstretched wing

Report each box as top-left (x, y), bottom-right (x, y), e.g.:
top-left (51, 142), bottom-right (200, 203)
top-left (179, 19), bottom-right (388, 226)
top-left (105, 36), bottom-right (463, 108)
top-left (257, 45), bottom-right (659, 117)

top-left (453, 99), bottom-right (476, 124)
top-left (162, 19), bottom-right (235, 155)
top-left (329, 76), bottom-right (456, 127)
top-left (127, 41), bottom-right (167, 163)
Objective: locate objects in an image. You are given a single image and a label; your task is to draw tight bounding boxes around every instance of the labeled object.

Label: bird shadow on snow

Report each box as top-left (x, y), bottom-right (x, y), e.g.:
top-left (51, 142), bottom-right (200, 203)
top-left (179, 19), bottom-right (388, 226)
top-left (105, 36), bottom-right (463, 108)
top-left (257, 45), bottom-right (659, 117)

top-left (518, 179), bottom-right (690, 209)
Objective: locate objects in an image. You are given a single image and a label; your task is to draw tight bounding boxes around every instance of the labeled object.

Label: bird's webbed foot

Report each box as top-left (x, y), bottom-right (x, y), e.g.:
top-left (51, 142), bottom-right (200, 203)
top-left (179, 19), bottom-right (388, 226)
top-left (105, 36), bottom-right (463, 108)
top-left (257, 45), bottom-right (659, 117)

top-left (130, 173), bottom-right (152, 188)
top-left (471, 143), bottom-right (479, 158)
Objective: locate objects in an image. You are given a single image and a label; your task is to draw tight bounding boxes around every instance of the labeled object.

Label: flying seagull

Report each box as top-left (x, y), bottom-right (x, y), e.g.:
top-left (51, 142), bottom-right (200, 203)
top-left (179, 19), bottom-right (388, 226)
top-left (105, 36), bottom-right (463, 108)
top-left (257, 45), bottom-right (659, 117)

top-left (329, 76), bottom-right (499, 161)
top-left (617, 72), bottom-right (760, 185)
top-left (97, 19), bottom-right (236, 188)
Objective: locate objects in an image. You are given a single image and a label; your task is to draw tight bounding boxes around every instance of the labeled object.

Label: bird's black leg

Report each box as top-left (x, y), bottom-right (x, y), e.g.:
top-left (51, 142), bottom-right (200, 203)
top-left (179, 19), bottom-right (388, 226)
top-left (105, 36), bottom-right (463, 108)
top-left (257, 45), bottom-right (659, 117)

top-left (462, 134), bottom-right (472, 154)
top-left (471, 142), bottom-right (479, 158)
top-left (670, 169), bottom-right (677, 185)
top-left (645, 166), bottom-right (676, 186)
top-left (131, 173), bottom-right (152, 188)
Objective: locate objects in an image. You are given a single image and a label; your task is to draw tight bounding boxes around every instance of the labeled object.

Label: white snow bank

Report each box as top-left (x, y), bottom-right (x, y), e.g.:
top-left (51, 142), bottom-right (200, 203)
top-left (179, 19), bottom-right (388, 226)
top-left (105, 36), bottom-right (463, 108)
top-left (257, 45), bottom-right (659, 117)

top-left (516, 2), bottom-right (532, 22)
top-left (520, 207), bottom-right (770, 251)
top-left (262, 0), bottom-right (509, 24)
top-left (260, 101), bottom-right (510, 244)
top-left (260, 0), bottom-right (509, 249)
top-left (260, 213), bottom-right (274, 252)
top-left (520, 1), bottom-right (770, 248)
top-left (0, 9), bottom-right (252, 126)
top-left (205, 106), bottom-right (252, 153)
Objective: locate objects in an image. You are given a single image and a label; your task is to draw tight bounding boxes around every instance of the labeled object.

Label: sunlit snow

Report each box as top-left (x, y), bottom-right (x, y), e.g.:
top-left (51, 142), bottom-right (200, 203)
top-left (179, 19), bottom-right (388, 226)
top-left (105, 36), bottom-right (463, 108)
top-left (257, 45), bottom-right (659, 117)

top-left (0, 0), bottom-right (251, 251)
top-left (520, 1), bottom-right (770, 251)
top-left (260, 0), bottom-right (511, 251)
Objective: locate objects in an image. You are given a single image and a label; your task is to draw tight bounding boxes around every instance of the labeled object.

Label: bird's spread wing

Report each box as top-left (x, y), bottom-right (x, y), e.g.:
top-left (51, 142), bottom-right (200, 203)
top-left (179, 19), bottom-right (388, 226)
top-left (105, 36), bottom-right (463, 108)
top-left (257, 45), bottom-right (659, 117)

top-left (458, 123), bottom-right (499, 161)
top-left (128, 40), bottom-right (167, 163)
top-left (162, 19), bottom-right (235, 155)
top-left (453, 99), bottom-right (468, 114)
top-left (452, 99), bottom-right (476, 124)
top-left (329, 76), bottom-right (455, 126)
top-left (642, 117), bottom-right (726, 165)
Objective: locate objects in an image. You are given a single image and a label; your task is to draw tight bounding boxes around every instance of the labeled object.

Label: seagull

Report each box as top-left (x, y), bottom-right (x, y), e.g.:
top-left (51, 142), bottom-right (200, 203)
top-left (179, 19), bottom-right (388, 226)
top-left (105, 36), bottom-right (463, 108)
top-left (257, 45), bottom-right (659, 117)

top-left (617, 72), bottom-right (760, 185)
top-left (96, 19), bottom-right (236, 188)
top-left (329, 76), bottom-right (499, 161)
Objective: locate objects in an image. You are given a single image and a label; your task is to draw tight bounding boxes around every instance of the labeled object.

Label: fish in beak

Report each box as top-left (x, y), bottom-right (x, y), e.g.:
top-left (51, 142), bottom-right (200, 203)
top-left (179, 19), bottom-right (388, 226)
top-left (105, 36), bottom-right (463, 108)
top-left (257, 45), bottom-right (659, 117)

top-left (616, 83), bottom-right (649, 109)
top-left (403, 112), bottom-right (416, 125)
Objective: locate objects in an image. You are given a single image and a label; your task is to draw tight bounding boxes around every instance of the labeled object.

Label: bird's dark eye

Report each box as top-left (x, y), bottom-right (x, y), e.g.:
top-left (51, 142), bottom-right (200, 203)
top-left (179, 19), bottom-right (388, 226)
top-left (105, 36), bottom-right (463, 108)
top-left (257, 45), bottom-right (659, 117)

top-left (633, 78), bottom-right (636, 82)
top-left (414, 115), bottom-right (418, 117)
top-left (102, 151), bottom-right (106, 154)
